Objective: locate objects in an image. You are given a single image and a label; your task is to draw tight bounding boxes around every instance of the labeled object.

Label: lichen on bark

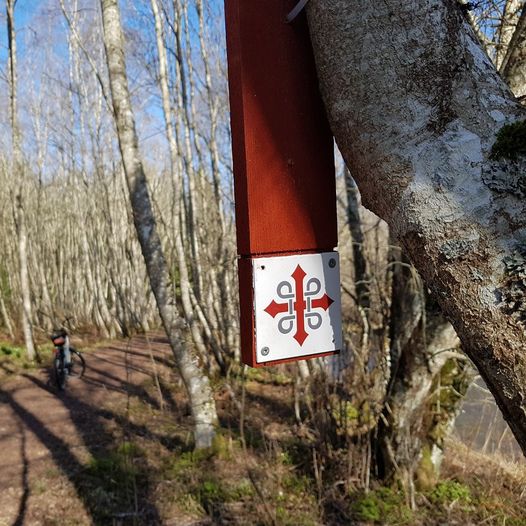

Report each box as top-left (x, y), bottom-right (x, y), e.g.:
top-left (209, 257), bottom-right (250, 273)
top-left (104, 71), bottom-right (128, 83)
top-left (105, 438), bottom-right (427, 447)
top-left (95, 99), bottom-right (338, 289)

top-left (307, 0), bottom-right (526, 456)
top-left (500, 245), bottom-right (526, 325)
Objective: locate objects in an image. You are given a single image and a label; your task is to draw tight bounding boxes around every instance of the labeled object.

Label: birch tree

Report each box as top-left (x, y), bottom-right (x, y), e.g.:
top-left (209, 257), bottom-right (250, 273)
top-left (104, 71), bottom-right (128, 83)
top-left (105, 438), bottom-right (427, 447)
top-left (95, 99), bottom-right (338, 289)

top-left (307, 0), bottom-right (526, 455)
top-left (469, 0), bottom-right (526, 100)
top-left (99, 0), bottom-right (217, 449)
top-left (6, 0), bottom-right (36, 360)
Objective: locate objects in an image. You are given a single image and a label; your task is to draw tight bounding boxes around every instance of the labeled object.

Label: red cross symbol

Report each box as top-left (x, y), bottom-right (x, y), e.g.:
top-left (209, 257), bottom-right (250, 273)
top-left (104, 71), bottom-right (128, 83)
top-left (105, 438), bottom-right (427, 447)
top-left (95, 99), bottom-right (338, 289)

top-left (264, 265), bottom-right (334, 346)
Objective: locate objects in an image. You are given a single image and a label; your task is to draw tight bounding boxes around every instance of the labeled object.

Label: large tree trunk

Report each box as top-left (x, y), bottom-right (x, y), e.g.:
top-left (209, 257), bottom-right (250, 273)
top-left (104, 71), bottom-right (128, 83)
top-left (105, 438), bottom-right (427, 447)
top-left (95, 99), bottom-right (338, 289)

top-left (100, 0), bottom-right (217, 449)
top-left (307, 0), bottom-right (526, 455)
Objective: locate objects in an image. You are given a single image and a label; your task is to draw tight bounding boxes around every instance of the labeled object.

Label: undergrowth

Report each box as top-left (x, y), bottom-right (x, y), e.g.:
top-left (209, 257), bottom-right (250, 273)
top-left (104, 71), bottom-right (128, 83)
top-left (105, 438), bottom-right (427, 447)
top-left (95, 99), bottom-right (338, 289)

top-left (0, 342), bottom-right (54, 379)
top-left (2, 349), bottom-right (525, 525)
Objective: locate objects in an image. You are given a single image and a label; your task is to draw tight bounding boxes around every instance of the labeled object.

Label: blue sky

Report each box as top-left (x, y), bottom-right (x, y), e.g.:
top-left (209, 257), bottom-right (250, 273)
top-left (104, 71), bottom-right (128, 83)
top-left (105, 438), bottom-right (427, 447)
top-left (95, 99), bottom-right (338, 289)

top-left (0, 0), bottom-right (232, 187)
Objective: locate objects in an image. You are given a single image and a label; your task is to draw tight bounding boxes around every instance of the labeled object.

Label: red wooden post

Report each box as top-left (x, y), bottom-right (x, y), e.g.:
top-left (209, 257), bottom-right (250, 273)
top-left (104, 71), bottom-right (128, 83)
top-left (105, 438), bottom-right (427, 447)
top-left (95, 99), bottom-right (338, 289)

top-left (225, 0), bottom-right (342, 367)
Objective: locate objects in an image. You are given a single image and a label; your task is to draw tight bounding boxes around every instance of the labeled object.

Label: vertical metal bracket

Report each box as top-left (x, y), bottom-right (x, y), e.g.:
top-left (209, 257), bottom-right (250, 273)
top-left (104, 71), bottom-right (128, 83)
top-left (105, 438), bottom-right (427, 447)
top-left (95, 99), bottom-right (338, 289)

top-left (286, 0), bottom-right (310, 23)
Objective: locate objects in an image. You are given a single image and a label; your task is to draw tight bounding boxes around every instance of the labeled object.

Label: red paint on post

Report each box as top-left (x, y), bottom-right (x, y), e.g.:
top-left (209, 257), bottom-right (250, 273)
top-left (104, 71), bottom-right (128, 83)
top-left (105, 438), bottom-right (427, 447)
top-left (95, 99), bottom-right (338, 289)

top-left (225, 0), bottom-right (338, 367)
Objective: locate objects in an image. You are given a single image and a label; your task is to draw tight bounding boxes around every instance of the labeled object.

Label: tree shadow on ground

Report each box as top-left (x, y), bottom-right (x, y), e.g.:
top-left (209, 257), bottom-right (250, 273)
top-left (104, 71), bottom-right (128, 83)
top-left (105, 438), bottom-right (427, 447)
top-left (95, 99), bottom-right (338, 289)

top-left (219, 383), bottom-right (297, 449)
top-left (12, 419), bottom-right (29, 526)
top-left (84, 343), bottom-right (180, 412)
top-left (0, 369), bottom-right (171, 525)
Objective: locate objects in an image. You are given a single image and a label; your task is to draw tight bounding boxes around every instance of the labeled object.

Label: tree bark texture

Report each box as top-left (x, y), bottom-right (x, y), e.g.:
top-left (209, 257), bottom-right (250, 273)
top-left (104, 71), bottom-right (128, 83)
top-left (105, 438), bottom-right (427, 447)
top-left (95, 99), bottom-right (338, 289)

top-left (6, 0), bottom-right (36, 361)
top-left (100, 0), bottom-right (217, 449)
top-left (500, 2), bottom-right (526, 100)
top-left (307, 0), bottom-right (526, 454)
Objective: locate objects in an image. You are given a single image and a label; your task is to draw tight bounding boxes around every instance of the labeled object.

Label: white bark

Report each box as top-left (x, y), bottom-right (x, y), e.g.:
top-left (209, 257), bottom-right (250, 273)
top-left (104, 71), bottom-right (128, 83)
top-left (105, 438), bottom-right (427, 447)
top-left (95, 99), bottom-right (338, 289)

top-left (500, 3), bottom-right (526, 99)
top-left (100, 0), bottom-right (217, 448)
top-left (308, 0), bottom-right (526, 454)
top-left (6, 0), bottom-right (36, 361)
top-left (495, 0), bottom-right (523, 70)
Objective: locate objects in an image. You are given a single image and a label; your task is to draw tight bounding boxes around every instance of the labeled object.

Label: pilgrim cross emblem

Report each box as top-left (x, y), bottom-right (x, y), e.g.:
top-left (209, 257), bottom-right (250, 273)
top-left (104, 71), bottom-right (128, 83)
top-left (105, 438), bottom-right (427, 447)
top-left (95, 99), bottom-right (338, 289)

top-left (264, 265), bottom-right (334, 346)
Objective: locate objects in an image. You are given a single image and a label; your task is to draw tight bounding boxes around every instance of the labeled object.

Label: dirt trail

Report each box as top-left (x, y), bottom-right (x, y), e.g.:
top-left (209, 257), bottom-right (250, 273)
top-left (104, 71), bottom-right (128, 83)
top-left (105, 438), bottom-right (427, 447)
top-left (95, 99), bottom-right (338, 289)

top-left (0, 334), bottom-right (175, 526)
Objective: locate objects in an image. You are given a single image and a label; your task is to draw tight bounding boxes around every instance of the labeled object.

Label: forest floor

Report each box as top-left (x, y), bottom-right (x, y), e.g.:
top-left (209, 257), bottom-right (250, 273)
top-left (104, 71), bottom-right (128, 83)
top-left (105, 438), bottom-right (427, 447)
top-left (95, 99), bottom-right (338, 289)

top-left (0, 334), bottom-right (525, 525)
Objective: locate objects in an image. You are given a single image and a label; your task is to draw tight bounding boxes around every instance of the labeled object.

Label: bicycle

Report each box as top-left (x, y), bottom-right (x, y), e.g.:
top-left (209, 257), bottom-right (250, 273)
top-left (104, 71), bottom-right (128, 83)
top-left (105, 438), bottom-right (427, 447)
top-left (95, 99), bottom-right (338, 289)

top-left (51, 328), bottom-right (85, 391)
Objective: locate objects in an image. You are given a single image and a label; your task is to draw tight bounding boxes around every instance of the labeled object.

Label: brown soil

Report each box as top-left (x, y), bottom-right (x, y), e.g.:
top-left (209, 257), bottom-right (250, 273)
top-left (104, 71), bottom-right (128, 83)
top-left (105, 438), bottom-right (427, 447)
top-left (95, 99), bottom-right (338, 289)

top-left (1, 334), bottom-right (525, 526)
top-left (0, 334), bottom-right (182, 526)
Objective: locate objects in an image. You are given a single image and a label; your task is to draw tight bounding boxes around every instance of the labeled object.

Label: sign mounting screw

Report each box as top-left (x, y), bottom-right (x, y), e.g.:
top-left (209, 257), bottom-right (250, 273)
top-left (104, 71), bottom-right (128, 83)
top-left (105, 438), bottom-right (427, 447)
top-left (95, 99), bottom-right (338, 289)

top-left (261, 347), bottom-right (270, 356)
top-left (329, 258), bottom-right (336, 268)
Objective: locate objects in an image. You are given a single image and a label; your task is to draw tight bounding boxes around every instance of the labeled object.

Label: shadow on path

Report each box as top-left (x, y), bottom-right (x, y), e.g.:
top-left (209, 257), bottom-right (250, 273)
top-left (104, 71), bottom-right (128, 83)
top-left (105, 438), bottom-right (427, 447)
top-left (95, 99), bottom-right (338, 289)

top-left (0, 341), bottom-right (177, 525)
top-left (12, 420), bottom-right (29, 526)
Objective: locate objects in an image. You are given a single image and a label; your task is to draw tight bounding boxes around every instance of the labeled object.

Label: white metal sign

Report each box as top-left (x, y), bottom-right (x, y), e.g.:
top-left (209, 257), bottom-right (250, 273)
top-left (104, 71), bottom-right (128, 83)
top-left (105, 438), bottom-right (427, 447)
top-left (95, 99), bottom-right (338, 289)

top-left (253, 251), bottom-right (342, 364)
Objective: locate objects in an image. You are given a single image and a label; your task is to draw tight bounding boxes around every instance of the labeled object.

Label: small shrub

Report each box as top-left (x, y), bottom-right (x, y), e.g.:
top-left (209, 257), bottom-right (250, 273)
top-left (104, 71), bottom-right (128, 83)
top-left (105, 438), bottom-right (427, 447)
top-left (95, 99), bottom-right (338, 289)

top-left (199, 479), bottom-right (225, 504)
top-left (353, 493), bottom-right (381, 521)
top-left (0, 344), bottom-right (23, 359)
top-left (351, 487), bottom-right (413, 524)
top-left (282, 473), bottom-right (310, 494)
top-left (429, 480), bottom-right (471, 505)
top-left (117, 440), bottom-right (143, 458)
top-left (230, 478), bottom-right (254, 499)
top-left (168, 452), bottom-right (196, 478)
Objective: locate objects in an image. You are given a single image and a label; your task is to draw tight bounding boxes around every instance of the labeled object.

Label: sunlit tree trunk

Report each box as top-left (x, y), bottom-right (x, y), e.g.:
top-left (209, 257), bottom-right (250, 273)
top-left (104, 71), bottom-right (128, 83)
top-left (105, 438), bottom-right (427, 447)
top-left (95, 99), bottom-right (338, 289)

top-left (6, 0), bottom-right (36, 360)
top-left (308, 0), bottom-right (526, 455)
top-left (500, 3), bottom-right (526, 100)
top-left (100, 0), bottom-right (217, 448)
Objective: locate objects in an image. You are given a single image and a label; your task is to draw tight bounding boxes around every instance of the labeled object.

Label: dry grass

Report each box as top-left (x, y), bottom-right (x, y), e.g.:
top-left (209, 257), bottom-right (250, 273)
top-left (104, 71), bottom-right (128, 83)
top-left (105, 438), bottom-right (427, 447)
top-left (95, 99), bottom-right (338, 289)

top-left (1, 344), bottom-right (525, 525)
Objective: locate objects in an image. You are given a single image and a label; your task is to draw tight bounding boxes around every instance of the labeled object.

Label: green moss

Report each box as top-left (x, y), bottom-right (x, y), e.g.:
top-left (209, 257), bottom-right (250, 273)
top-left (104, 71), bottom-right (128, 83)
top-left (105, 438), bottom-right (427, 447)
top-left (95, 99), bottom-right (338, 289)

top-left (353, 493), bottom-right (381, 521)
top-left (426, 358), bottom-right (471, 446)
top-left (429, 481), bottom-right (471, 505)
top-left (416, 444), bottom-right (438, 491)
top-left (243, 367), bottom-right (292, 385)
top-left (0, 343), bottom-right (54, 372)
top-left (245, 367), bottom-right (267, 383)
top-left (331, 398), bottom-right (359, 433)
top-left (491, 120), bottom-right (526, 160)
top-left (351, 487), bottom-right (413, 524)
top-left (0, 344), bottom-right (24, 359)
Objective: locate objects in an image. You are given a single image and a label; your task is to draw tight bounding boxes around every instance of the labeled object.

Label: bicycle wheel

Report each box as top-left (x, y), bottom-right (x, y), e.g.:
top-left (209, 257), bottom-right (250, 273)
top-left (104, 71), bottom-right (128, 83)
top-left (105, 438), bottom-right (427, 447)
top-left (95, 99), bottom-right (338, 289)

top-left (69, 349), bottom-right (86, 378)
top-left (54, 354), bottom-right (67, 391)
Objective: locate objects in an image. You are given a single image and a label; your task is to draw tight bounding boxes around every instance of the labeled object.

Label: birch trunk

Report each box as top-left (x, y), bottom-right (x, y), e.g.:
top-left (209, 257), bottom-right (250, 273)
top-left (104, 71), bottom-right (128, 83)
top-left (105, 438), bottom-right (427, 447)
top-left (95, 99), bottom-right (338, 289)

top-left (150, 0), bottom-right (224, 372)
top-left (500, 3), bottom-right (526, 100)
top-left (6, 0), bottom-right (36, 361)
top-left (308, 0), bottom-right (526, 455)
top-left (100, 0), bottom-right (217, 448)
top-left (495, 0), bottom-right (523, 69)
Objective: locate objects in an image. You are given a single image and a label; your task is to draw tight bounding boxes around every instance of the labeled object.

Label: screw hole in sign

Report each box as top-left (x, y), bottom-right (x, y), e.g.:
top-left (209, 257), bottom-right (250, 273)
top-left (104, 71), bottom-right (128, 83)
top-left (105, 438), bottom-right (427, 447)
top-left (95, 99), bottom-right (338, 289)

top-left (224, 0), bottom-right (340, 366)
top-left (254, 252), bottom-right (342, 365)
